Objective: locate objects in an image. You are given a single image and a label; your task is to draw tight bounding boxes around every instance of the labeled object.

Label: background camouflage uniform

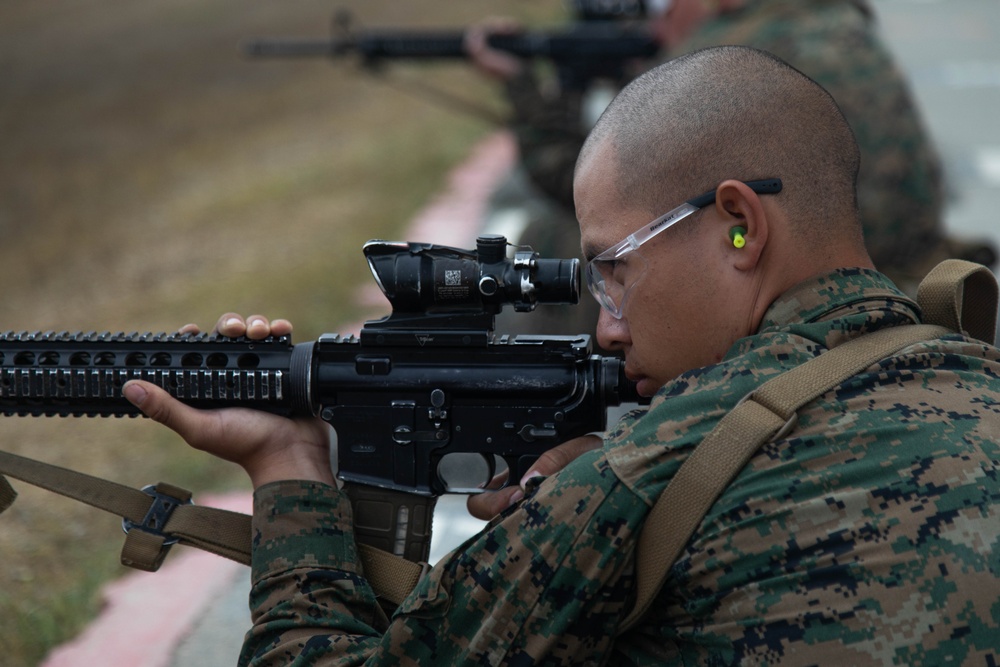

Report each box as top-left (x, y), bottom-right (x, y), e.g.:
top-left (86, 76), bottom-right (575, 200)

top-left (673, 0), bottom-right (949, 287)
top-left (500, 0), bottom-right (992, 317)
top-left (240, 268), bottom-right (1000, 666)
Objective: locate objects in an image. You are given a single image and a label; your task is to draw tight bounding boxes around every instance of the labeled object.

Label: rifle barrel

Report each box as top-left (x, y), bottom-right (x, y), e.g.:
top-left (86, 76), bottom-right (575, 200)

top-left (242, 25), bottom-right (658, 63)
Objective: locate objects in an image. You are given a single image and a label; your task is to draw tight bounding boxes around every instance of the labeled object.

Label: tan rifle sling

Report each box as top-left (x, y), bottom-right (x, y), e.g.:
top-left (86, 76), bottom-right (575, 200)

top-left (0, 260), bottom-right (995, 617)
top-left (0, 454), bottom-right (425, 609)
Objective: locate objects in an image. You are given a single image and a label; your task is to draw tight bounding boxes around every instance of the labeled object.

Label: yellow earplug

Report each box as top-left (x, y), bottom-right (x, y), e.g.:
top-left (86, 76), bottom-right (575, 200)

top-left (729, 226), bottom-right (747, 248)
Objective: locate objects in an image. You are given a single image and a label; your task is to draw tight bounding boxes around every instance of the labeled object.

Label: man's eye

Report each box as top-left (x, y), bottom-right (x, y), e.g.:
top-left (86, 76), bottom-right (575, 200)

top-left (595, 259), bottom-right (619, 276)
top-left (609, 257), bottom-right (629, 271)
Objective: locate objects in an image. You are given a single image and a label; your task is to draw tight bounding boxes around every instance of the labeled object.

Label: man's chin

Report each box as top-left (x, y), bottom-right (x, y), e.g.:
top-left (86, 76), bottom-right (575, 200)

top-left (636, 377), bottom-right (660, 398)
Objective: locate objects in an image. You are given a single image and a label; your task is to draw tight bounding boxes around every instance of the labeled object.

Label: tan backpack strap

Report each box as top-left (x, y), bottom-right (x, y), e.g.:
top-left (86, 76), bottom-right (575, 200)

top-left (357, 543), bottom-right (430, 608)
top-left (619, 261), bottom-right (1000, 633)
top-left (0, 449), bottom-right (425, 606)
top-left (917, 259), bottom-right (998, 343)
top-left (617, 323), bottom-right (949, 634)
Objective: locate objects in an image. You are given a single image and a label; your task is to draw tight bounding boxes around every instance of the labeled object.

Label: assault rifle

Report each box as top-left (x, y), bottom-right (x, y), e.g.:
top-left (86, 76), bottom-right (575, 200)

top-left (0, 235), bottom-right (645, 562)
top-left (242, 13), bottom-right (658, 92)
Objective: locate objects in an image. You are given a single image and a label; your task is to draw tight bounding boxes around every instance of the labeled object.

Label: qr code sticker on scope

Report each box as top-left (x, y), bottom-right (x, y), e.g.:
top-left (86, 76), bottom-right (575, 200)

top-left (445, 270), bottom-right (462, 286)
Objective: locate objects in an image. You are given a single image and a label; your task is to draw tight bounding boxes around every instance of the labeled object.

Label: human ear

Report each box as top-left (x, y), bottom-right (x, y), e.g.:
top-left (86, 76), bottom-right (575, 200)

top-left (714, 179), bottom-right (768, 271)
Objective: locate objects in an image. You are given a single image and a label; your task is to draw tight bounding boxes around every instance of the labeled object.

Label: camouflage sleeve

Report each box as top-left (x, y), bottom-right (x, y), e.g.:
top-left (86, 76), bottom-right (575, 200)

top-left (240, 481), bottom-right (385, 666)
top-left (240, 456), bottom-right (648, 665)
top-left (379, 450), bottom-right (641, 664)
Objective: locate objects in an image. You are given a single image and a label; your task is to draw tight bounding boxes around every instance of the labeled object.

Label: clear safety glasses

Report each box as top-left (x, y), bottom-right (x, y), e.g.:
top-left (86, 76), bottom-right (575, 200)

top-left (585, 178), bottom-right (782, 318)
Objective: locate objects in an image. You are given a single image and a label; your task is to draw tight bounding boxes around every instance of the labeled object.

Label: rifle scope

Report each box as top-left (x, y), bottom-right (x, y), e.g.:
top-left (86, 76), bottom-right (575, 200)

top-left (365, 234), bottom-right (579, 315)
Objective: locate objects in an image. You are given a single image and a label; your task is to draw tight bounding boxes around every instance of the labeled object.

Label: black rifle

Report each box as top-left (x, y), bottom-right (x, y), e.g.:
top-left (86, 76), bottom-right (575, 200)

top-left (0, 235), bottom-right (645, 561)
top-left (242, 14), bottom-right (659, 92)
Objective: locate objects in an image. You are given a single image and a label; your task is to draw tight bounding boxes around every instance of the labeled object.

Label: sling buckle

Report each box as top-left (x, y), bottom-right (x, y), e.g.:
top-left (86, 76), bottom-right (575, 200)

top-left (122, 483), bottom-right (193, 546)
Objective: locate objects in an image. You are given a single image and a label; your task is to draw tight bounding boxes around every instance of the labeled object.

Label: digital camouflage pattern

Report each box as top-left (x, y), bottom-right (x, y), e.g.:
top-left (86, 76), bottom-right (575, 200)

top-left (241, 268), bottom-right (1000, 666)
top-left (507, 0), bottom-right (961, 290)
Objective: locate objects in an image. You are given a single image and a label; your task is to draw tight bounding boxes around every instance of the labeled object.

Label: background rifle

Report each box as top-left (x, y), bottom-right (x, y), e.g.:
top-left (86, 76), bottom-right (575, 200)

top-left (242, 12), bottom-right (658, 92)
top-left (0, 235), bottom-right (645, 562)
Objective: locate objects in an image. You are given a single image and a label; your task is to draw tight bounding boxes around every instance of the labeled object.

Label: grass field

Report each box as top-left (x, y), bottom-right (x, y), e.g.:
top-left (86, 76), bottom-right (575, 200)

top-left (0, 1), bottom-right (561, 664)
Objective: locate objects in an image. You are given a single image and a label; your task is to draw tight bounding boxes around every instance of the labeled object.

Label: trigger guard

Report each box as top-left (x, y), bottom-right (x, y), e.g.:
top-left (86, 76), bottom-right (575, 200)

top-left (484, 451), bottom-right (498, 485)
top-left (434, 451), bottom-right (500, 495)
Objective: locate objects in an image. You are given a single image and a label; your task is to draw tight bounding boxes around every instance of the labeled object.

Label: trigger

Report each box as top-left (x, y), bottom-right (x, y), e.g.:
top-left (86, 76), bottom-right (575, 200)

top-left (505, 455), bottom-right (538, 489)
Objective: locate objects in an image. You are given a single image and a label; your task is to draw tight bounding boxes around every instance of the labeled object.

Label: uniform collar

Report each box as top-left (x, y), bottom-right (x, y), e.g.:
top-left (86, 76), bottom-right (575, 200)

top-left (758, 267), bottom-right (920, 333)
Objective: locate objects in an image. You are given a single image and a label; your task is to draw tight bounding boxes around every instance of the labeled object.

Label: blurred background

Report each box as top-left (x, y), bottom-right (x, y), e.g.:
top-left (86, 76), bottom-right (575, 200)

top-left (876, 0), bottom-right (1000, 262)
top-left (0, 0), bottom-right (997, 665)
top-left (0, 1), bottom-right (555, 664)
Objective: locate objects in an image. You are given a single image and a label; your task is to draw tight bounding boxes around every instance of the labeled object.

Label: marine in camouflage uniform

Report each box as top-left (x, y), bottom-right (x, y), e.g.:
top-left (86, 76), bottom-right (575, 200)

top-left (119, 45), bottom-right (1000, 667)
top-left (503, 0), bottom-right (995, 299)
top-left (241, 268), bottom-right (1000, 666)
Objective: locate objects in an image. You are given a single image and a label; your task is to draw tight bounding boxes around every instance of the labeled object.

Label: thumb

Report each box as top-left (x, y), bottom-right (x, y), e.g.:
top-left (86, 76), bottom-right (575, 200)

top-left (122, 380), bottom-right (217, 445)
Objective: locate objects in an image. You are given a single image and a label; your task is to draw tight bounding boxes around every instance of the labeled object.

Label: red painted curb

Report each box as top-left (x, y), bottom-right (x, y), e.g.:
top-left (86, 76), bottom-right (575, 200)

top-left (41, 492), bottom-right (252, 667)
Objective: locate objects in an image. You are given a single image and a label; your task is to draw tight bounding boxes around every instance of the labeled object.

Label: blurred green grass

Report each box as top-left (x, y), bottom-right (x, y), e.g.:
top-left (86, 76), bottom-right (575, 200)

top-left (0, 1), bottom-right (562, 664)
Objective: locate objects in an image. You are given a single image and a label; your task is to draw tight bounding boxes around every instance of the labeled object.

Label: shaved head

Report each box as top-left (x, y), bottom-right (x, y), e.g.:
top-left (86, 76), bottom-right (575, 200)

top-left (577, 46), bottom-right (862, 244)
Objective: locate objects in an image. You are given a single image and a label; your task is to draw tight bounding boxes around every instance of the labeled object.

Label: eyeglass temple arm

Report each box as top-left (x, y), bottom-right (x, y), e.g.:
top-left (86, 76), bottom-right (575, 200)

top-left (685, 178), bottom-right (783, 209)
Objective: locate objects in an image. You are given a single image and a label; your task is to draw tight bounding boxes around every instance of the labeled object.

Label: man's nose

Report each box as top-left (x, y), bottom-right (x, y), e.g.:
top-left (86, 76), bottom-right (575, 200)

top-left (596, 307), bottom-right (630, 351)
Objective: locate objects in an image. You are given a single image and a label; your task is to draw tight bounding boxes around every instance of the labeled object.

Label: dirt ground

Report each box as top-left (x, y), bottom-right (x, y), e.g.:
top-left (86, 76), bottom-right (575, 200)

top-left (0, 1), bottom-right (561, 663)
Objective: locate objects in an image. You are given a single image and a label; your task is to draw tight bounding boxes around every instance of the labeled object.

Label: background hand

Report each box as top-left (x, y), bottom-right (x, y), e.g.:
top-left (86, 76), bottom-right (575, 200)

top-left (464, 17), bottom-right (525, 81)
